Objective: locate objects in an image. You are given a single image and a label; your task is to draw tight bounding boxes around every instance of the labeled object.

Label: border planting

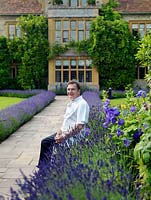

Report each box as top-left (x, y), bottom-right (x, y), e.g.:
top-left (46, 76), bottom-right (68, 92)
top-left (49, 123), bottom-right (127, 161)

top-left (0, 90), bottom-right (56, 142)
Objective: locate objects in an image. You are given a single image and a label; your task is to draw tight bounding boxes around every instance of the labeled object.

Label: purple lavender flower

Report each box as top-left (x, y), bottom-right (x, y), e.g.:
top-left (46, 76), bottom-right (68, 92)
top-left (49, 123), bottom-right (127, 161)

top-left (111, 117), bottom-right (117, 124)
top-left (124, 138), bottom-right (130, 147)
top-left (117, 128), bottom-right (124, 137)
top-left (103, 121), bottom-right (109, 128)
top-left (133, 132), bottom-right (140, 142)
top-left (136, 90), bottom-right (147, 98)
top-left (138, 128), bottom-right (143, 136)
top-left (118, 119), bottom-right (124, 126)
top-left (130, 106), bottom-right (136, 113)
top-left (104, 99), bottom-right (110, 107)
top-left (133, 128), bottom-right (143, 143)
top-left (113, 108), bottom-right (120, 116)
top-left (143, 123), bottom-right (148, 129)
top-left (85, 128), bottom-right (90, 135)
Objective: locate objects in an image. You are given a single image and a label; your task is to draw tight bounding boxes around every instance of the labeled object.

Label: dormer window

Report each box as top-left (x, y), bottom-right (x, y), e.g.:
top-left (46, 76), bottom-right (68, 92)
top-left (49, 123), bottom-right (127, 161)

top-left (69, 0), bottom-right (79, 7)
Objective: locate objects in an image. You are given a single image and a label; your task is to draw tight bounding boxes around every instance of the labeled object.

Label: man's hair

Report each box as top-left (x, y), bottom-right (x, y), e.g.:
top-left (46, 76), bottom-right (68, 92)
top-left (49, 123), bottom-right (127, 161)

top-left (67, 80), bottom-right (81, 90)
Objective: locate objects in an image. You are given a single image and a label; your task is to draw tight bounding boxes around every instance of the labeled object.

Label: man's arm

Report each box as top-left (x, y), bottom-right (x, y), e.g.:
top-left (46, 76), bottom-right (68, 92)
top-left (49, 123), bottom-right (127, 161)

top-left (63, 124), bottom-right (84, 139)
top-left (55, 124), bottom-right (84, 144)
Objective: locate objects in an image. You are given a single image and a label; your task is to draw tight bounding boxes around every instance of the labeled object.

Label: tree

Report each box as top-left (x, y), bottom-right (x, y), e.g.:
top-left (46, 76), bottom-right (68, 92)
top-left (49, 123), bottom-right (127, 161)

top-left (88, 0), bottom-right (138, 89)
top-left (17, 15), bottom-right (49, 89)
top-left (0, 36), bottom-right (11, 89)
top-left (136, 31), bottom-right (151, 85)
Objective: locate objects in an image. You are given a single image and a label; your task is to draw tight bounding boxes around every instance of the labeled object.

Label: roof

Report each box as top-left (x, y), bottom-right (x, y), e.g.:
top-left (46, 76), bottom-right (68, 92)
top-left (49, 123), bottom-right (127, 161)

top-left (116, 0), bottom-right (151, 13)
top-left (0, 0), bottom-right (43, 15)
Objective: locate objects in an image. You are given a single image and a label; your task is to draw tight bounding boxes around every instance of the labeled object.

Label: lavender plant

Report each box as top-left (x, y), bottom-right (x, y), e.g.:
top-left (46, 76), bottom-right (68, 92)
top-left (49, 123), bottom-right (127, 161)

top-left (0, 89), bottom-right (45, 98)
top-left (10, 91), bottom-right (141, 200)
top-left (0, 91), bottom-right (55, 142)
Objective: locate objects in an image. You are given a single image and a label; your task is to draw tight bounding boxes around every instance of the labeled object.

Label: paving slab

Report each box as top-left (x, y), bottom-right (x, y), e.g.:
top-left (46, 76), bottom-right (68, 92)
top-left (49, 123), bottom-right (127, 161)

top-left (0, 95), bottom-right (68, 199)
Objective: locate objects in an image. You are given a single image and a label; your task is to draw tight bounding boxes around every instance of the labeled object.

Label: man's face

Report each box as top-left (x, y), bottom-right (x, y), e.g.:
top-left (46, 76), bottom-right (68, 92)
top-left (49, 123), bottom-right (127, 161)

top-left (67, 83), bottom-right (80, 100)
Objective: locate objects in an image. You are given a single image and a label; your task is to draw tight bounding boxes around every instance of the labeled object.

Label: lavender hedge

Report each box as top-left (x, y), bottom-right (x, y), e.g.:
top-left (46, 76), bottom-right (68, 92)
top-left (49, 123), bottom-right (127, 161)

top-left (0, 89), bottom-right (45, 98)
top-left (9, 91), bottom-right (141, 200)
top-left (0, 91), bottom-right (55, 142)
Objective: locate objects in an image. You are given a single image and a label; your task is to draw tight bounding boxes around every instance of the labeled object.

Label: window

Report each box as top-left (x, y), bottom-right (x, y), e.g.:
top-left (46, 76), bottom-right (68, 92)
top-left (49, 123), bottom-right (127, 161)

top-left (55, 59), bottom-right (92, 83)
top-left (131, 22), bottom-right (151, 38)
top-left (55, 71), bottom-right (61, 82)
top-left (146, 24), bottom-right (151, 33)
top-left (86, 71), bottom-right (92, 82)
top-left (56, 21), bottom-right (61, 30)
top-left (78, 71), bottom-right (84, 82)
top-left (139, 24), bottom-right (145, 38)
top-left (63, 60), bottom-right (69, 69)
top-left (8, 24), bottom-right (21, 39)
top-left (63, 71), bottom-right (69, 82)
top-left (63, 31), bottom-right (69, 42)
top-left (55, 19), bottom-right (92, 43)
top-left (56, 60), bottom-right (61, 69)
top-left (69, 0), bottom-right (78, 6)
top-left (64, 0), bottom-right (89, 7)
top-left (78, 60), bottom-right (84, 69)
top-left (132, 24), bottom-right (139, 38)
top-left (62, 0), bottom-right (67, 5)
top-left (81, 0), bottom-right (87, 6)
top-left (71, 71), bottom-right (77, 79)
top-left (131, 22), bottom-right (151, 79)
top-left (71, 60), bottom-right (76, 69)
top-left (70, 21), bottom-right (76, 30)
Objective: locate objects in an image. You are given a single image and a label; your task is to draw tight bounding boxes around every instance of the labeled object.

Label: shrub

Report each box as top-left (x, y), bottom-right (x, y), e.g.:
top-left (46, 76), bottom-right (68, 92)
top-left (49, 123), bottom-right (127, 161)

top-left (0, 89), bottom-right (45, 98)
top-left (0, 91), bottom-right (55, 142)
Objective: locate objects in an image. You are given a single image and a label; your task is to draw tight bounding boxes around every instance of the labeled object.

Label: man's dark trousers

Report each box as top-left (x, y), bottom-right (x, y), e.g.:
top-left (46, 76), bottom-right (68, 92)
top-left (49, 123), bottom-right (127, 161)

top-left (38, 133), bottom-right (57, 167)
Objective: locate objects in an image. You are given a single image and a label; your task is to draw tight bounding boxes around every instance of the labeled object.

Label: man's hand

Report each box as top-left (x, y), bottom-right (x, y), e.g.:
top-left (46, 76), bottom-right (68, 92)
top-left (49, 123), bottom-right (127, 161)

top-left (55, 130), bottom-right (65, 144)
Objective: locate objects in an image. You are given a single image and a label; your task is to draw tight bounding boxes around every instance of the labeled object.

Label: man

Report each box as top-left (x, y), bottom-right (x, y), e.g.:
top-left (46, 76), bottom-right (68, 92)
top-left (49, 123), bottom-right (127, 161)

top-left (38, 80), bottom-right (90, 167)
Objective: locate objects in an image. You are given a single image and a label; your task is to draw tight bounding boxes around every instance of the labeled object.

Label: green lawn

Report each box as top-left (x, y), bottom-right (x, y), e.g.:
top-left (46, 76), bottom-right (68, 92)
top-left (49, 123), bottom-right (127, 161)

top-left (0, 97), bottom-right (26, 110)
top-left (110, 98), bottom-right (127, 106)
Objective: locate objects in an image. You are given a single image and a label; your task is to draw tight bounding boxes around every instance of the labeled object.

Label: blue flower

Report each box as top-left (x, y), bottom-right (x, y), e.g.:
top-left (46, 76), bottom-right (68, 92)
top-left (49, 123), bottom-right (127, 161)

top-left (130, 106), bottom-right (136, 113)
top-left (103, 121), bottom-right (109, 128)
top-left (118, 119), bottom-right (124, 126)
top-left (111, 117), bottom-right (117, 124)
top-left (85, 128), bottom-right (90, 135)
top-left (136, 90), bottom-right (147, 98)
top-left (124, 138), bottom-right (130, 147)
top-left (133, 132), bottom-right (140, 142)
top-left (117, 128), bottom-right (124, 137)
top-left (143, 123), bottom-right (148, 129)
top-left (104, 99), bottom-right (110, 107)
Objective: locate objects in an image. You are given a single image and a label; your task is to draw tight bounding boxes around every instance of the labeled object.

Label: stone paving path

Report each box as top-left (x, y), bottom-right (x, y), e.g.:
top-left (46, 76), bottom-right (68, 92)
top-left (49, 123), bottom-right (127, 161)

top-left (0, 95), bottom-right (68, 199)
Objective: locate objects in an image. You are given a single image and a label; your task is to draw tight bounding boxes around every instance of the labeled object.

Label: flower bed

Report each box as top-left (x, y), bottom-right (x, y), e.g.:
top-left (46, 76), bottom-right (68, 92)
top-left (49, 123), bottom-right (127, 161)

top-left (0, 91), bottom-right (55, 142)
top-left (0, 89), bottom-right (45, 98)
top-left (9, 91), bottom-right (143, 200)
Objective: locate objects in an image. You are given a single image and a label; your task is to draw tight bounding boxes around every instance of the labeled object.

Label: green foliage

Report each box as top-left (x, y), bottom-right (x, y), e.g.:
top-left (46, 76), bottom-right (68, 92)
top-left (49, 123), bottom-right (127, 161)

top-left (16, 15), bottom-right (49, 89)
top-left (52, 0), bottom-right (63, 5)
top-left (0, 36), bottom-right (11, 89)
top-left (87, 0), bottom-right (95, 5)
top-left (136, 31), bottom-right (151, 94)
top-left (7, 37), bottom-right (23, 63)
top-left (100, 0), bottom-right (120, 20)
top-left (136, 31), bottom-right (151, 68)
top-left (104, 85), bottom-right (151, 197)
top-left (49, 43), bottom-right (69, 59)
top-left (87, 2), bottom-right (138, 89)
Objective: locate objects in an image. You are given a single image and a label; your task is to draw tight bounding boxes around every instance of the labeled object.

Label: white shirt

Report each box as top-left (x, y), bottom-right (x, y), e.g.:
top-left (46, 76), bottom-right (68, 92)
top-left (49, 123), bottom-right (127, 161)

top-left (61, 96), bottom-right (90, 133)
